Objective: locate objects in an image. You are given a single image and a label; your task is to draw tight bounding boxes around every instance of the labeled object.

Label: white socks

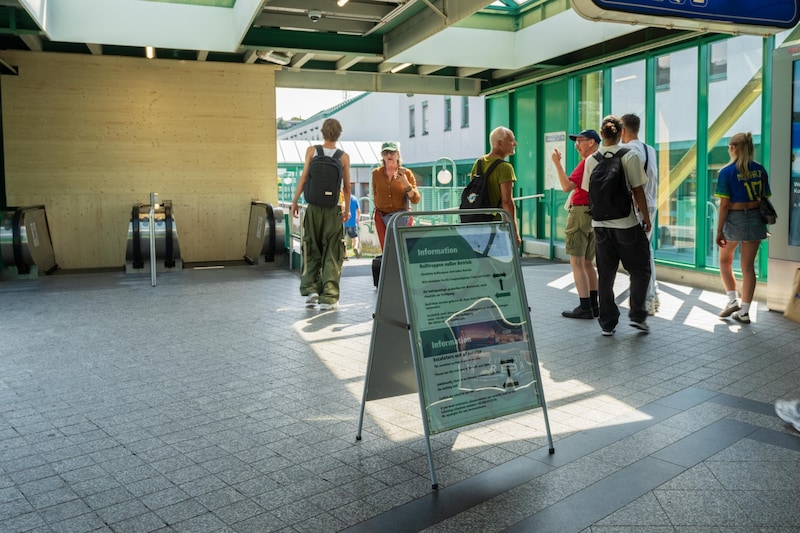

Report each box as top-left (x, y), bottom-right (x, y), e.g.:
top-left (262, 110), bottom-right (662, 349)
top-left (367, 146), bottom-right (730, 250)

top-left (727, 290), bottom-right (738, 303)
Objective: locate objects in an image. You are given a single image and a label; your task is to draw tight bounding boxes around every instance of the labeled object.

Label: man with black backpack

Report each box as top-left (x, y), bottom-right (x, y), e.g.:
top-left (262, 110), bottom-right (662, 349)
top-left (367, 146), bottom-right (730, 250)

top-left (580, 115), bottom-right (652, 336)
top-left (463, 126), bottom-right (521, 246)
top-left (290, 118), bottom-right (351, 310)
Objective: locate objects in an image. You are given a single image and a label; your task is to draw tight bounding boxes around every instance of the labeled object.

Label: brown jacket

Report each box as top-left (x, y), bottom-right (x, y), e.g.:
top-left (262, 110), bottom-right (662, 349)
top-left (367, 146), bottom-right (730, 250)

top-left (371, 167), bottom-right (421, 214)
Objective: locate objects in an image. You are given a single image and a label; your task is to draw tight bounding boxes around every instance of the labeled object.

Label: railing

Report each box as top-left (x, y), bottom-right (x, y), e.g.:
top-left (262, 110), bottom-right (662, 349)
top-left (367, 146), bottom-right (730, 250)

top-left (283, 190), bottom-right (546, 259)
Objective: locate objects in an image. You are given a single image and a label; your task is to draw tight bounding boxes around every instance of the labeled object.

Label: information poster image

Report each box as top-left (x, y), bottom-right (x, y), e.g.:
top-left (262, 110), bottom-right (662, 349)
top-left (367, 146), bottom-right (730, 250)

top-left (399, 223), bottom-right (542, 435)
top-left (446, 298), bottom-right (532, 394)
top-left (544, 132), bottom-right (567, 190)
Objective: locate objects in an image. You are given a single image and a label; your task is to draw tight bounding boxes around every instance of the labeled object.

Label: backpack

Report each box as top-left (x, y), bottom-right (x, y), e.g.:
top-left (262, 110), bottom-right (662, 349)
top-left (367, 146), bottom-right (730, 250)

top-left (588, 148), bottom-right (632, 222)
top-left (460, 158), bottom-right (504, 223)
top-left (303, 145), bottom-right (344, 207)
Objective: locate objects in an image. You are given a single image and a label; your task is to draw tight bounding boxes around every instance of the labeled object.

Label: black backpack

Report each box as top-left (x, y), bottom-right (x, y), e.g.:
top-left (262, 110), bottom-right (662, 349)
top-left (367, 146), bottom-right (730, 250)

top-left (460, 159), bottom-right (504, 223)
top-left (588, 148), bottom-right (632, 221)
top-left (304, 145), bottom-right (344, 208)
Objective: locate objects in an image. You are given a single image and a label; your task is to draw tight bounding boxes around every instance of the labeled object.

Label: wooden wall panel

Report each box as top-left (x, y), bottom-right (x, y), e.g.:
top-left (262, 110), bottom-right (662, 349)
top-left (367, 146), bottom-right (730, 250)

top-left (2, 51), bottom-right (279, 269)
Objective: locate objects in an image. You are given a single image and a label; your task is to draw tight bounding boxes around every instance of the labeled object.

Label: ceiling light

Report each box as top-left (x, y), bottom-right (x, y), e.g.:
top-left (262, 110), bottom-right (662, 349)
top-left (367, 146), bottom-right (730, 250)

top-left (256, 50), bottom-right (293, 65)
top-left (337, 0), bottom-right (349, 6)
top-left (145, 46), bottom-right (155, 59)
top-left (389, 62), bottom-right (412, 74)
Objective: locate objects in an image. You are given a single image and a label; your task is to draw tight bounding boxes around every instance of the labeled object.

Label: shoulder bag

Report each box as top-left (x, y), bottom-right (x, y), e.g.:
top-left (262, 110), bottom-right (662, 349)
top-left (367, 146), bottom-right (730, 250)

top-left (760, 177), bottom-right (777, 225)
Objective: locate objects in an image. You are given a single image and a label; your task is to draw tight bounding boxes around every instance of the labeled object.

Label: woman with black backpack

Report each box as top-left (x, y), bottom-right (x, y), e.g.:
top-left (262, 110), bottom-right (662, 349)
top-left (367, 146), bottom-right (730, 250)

top-left (581, 115), bottom-right (652, 336)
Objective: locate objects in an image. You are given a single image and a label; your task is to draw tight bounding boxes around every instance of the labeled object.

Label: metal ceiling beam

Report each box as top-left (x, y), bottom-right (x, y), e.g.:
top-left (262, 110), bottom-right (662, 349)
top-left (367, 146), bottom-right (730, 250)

top-left (275, 67), bottom-right (481, 96)
top-left (253, 13), bottom-right (375, 34)
top-left (20, 33), bottom-right (42, 51)
top-left (291, 53), bottom-right (314, 68)
top-left (242, 27), bottom-right (383, 57)
top-left (262, 0), bottom-right (394, 19)
top-left (457, 66), bottom-right (487, 77)
top-left (336, 55), bottom-right (364, 71)
top-left (383, 0), bottom-right (494, 59)
top-left (0, 54), bottom-right (18, 75)
top-left (243, 49), bottom-right (258, 64)
top-left (417, 65), bottom-right (446, 76)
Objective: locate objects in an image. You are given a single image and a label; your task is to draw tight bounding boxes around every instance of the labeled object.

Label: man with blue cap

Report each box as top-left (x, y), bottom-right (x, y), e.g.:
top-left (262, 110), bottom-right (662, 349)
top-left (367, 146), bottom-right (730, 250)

top-left (551, 129), bottom-right (601, 318)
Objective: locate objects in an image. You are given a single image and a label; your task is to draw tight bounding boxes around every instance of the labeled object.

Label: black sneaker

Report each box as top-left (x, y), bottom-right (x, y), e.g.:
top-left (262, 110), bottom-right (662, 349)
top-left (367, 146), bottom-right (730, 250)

top-left (732, 312), bottom-right (750, 324)
top-left (562, 306), bottom-right (594, 319)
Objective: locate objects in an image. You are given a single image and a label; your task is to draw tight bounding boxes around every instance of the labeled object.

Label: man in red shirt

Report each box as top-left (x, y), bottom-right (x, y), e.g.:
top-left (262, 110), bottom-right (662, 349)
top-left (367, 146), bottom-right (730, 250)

top-left (550, 129), bottom-right (600, 318)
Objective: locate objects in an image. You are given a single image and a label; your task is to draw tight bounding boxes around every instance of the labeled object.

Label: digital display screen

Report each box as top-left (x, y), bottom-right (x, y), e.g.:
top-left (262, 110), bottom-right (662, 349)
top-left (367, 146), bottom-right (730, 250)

top-left (790, 59), bottom-right (800, 245)
top-left (590, 0), bottom-right (800, 28)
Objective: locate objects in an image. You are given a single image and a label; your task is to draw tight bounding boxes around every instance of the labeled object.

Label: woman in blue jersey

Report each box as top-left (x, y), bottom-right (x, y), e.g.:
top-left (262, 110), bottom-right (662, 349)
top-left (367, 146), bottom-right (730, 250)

top-left (714, 132), bottom-right (771, 324)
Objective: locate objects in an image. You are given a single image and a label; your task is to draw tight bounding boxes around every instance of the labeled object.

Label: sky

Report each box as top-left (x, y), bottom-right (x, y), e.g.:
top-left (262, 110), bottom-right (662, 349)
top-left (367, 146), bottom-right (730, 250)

top-left (276, 88), bottom-right (364, 121)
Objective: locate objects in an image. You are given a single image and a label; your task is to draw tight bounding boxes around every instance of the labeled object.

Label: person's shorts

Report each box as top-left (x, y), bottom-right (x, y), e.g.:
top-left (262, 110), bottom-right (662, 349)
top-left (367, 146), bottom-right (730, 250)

top-left (564, 206), bottom-right (595, 260)
top-left (345, 226), bottom-right (358, 239)
top-left (723, 209), bottom-right (767, 242)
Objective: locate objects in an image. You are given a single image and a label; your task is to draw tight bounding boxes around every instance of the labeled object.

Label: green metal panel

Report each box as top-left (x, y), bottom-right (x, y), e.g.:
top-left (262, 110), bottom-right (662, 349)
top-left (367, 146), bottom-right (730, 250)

top-left (0, 6), bottom-right (39, 35)
top-left (758, 35), bottom-right (775, 280)
top-left (696, 42), bottom-right (710, 269)
top-left (486, 93), bottom-right (511, 140)
top-left (602, 68), bottom-right (612, 117)
top-left (513, 84), bottom-right (539, 239)
top-left (243, 27), bottom-right (383, 57)
top-left (538, 79), bottom-right (569, 242)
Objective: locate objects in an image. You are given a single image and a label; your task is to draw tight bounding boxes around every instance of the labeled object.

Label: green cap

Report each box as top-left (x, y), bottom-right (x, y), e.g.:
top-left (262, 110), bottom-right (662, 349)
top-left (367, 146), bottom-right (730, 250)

top-left (381, 141), bottom-right (400, 152)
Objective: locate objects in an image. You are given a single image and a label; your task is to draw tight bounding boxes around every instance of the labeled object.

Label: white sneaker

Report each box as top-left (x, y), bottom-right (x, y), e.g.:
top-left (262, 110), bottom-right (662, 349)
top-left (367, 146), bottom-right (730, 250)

top-left (319, 301), bottom-right (338, 310)
top-left (630, 320), bottom-right (650, 333)
top-left (775, 399), bottom-right (800, 431)
top-left (719, 299), bottom-right (740, 318)
top-left (305, 293), bottom-right (319, 307)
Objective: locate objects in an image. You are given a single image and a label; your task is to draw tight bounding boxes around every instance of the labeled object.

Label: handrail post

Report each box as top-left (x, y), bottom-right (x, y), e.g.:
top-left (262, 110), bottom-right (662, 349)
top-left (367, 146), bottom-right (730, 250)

top-left (149, 192), bottom-right (157, 287)
top-left (549, 188), bottom-right (556, 261)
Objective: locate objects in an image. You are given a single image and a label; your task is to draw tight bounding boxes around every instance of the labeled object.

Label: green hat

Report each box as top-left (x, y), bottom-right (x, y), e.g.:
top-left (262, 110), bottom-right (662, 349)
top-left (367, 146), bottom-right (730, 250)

top-left (381, 141), bottom-right (400, 152)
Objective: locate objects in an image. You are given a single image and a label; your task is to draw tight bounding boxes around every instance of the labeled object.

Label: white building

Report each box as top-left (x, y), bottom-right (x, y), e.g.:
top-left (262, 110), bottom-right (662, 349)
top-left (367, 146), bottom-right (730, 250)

top-left (278, 92), bottom-right (487, 203)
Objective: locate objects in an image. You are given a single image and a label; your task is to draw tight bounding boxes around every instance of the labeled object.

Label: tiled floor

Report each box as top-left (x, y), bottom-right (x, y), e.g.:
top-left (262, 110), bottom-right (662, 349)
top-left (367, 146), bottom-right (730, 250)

top-left (1, 257), bottom-right (799, 532)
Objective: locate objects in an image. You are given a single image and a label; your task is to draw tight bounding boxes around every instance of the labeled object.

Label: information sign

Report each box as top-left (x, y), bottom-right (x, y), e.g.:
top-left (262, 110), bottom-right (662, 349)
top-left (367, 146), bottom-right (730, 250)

top-left (357, 211), bottom-right (554, 489)
top-left (572, 0), bottom-right (800, 35)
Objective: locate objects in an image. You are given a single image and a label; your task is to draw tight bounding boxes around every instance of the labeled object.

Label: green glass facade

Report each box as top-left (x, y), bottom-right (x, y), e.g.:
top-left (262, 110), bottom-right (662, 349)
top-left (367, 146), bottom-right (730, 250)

top-left (487, 32), bottom-right (789, 280)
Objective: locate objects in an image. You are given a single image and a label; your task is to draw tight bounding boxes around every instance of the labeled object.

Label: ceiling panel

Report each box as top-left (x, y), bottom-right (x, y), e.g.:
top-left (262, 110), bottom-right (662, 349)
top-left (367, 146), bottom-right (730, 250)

top-left (0, 0), bottom-right (701, 95)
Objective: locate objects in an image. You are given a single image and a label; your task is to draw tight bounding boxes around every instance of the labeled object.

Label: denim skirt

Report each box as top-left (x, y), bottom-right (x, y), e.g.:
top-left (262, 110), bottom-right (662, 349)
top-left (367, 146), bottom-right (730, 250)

top-left (723, 209), bottom-right (767, 242)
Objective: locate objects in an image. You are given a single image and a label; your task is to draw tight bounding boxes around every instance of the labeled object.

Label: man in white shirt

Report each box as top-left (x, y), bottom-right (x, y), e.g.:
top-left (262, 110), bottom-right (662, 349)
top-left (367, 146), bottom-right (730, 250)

top-left (621, 113), bottom-right (659, 315)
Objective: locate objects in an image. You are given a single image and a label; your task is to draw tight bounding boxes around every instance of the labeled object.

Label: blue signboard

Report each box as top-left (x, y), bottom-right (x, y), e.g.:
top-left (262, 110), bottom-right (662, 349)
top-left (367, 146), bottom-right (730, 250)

top-left (587, 0), bottom-right (800, 28)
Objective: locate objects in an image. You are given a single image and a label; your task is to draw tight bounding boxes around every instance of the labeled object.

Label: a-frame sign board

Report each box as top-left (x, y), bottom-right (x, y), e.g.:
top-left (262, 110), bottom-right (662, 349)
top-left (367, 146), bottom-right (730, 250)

top-left (356, 211), bottom-right (554, 490)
